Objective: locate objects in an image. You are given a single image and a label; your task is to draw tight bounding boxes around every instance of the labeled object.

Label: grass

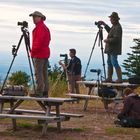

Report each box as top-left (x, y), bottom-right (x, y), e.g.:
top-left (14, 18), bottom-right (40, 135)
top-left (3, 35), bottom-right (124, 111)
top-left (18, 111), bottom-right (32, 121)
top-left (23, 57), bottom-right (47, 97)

top-left (105, 127), bottom-right (140, 139)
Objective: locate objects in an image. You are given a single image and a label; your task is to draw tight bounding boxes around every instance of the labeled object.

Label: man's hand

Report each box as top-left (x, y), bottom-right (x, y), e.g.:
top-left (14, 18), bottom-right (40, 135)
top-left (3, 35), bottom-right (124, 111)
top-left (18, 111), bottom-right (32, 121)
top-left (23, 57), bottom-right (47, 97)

top-left (104, 39), bottom-right (109, 43)
top-left (59, 60), bottom-right (66, 69)
top-left (59, 60), bottom-right (63, 65)
top-left (98, 21), bottom-right (106, 26)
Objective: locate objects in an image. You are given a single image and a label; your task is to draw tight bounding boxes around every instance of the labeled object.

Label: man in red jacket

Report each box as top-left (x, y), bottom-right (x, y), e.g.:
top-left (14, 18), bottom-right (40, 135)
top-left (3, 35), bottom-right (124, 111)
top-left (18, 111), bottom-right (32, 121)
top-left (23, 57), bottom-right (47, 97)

top-left (29, 11), bottom-right (51, 97)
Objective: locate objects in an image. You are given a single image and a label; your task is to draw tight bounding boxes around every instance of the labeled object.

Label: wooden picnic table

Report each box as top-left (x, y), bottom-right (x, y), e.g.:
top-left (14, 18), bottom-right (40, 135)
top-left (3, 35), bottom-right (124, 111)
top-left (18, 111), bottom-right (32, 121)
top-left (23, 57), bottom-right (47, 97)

top-left (74, 81), bottom-right (139, 111)
top-left (0, 95), bottom-right (83, 135)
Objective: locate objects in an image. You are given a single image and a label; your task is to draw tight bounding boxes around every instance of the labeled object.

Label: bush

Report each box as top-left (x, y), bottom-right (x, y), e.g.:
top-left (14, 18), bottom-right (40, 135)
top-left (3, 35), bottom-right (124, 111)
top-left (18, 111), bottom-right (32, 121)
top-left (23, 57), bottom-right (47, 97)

top-left (8, 71), bottom-right (31, 87)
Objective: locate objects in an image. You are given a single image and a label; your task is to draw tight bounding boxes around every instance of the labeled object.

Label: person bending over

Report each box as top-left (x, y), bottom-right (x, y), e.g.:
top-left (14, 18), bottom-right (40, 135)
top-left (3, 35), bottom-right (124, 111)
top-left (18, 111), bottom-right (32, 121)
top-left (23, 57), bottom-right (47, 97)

top-left (115, 87), bottom-right (140, 128)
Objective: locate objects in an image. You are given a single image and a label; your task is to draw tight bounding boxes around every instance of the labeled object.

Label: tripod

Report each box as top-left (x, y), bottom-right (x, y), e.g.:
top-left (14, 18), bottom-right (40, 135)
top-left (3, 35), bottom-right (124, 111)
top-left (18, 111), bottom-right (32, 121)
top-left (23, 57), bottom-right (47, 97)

top-left (84, 25), bottom-right (106, 80)
top-left (0, 23), bottom-right (35, 94)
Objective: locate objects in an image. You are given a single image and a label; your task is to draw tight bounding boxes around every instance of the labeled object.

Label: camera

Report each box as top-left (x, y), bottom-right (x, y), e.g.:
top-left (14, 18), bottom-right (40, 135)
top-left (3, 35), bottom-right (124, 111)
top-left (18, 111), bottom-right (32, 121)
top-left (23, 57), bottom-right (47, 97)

top-left (60, 54), bottom-right (68, 66)
top-left (60, 54), bottom-right (67, 57)
top-left (95, 21), bottom-right (102, 26)
top-left (90, 69), bottom-right (101, 75)
top-left (17, 21), bottom-right (28, 28)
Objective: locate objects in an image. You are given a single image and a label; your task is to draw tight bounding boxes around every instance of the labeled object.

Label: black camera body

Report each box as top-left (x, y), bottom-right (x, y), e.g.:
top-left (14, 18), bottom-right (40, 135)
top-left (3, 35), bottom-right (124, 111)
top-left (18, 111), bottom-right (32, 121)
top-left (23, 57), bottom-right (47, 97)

top-left (60, 54), bottom-right (67, 57)
top-left (90, 69), bottom-right (101, 75)
top-left (60, 54), bottom-right (68, 66)
top-left (17, 21), bottom-right (28, 28)
top-left (95, 21), bottom-right (103, 28)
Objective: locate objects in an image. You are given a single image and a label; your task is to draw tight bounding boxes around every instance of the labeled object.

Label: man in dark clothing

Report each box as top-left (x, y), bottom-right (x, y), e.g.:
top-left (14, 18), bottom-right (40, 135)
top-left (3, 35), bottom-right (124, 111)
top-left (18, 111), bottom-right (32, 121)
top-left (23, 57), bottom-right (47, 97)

top-left (115, 87), bottom-right (140, 128)
top-left (59, 49), bottom-right (82, 93)
top-left (99, 12), bottom-right (123, 83)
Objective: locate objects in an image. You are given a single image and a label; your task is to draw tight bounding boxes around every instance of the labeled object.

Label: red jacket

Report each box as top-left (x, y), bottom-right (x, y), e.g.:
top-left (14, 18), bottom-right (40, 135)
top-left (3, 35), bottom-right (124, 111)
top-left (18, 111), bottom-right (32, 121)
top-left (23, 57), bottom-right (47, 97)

top-left (31, 20), bottom-right (51, 58)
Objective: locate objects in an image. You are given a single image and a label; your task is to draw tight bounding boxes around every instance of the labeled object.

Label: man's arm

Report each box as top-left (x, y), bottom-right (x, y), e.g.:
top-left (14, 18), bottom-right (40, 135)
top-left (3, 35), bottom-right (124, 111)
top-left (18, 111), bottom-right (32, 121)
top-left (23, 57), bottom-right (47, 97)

top-left (98, 21), bottom-right (111, 33)
top-left (59, 61), bottom-right (67, 70)
top-left (104, 24), bottom-right (111, 33)
top-left (107, 25), bottom-right (122, 44)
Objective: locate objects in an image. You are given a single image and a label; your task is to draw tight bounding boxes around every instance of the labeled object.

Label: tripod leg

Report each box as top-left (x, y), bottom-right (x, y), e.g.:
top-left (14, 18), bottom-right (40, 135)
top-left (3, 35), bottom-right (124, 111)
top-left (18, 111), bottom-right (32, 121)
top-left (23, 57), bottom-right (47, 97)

top-left (0, 35), bottom-right (24, 94)
top-left (23, 30), bottom-right (36, 93)
top-left (84, 31), bottom-right (100, 78)
top-left (99, 31), bottom-right (106, 80)
top-left (26, 50), bottom-right (36, 93)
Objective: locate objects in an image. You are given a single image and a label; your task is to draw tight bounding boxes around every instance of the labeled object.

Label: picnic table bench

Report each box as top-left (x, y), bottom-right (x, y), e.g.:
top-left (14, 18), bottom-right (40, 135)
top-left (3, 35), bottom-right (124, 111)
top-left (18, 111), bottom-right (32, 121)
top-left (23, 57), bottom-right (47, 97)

top-left (68, 81), bottom-right (138, 111)
top-left (0, 95), bottom-right (83, 135)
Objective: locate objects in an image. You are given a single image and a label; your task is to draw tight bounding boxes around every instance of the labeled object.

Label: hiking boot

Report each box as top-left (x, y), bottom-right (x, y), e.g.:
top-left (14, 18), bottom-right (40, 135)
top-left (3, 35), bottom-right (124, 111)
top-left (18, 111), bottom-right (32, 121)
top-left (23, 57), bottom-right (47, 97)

top-left (115, 68), bottom-right (123, 83)
top-left (43, 91), bottom-right (48, 98)
top-left (103, 66), bottom-right (113, 83)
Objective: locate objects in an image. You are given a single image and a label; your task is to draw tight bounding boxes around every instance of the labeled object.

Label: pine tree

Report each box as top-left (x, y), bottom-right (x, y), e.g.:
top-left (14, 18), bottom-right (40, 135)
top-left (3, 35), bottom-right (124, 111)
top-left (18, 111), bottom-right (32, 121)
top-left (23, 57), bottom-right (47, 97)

top-left (122, 38), bottom-right (140, 77)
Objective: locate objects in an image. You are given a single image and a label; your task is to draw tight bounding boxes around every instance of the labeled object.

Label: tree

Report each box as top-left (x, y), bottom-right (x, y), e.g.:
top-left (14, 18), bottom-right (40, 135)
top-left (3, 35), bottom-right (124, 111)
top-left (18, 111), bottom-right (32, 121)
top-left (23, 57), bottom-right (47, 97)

top-left (122, 38), bottom-right (140, 77)
top-left (48, 64), bottom-right (65, 81)
top-left (8, 71), bottom-right (31, 87)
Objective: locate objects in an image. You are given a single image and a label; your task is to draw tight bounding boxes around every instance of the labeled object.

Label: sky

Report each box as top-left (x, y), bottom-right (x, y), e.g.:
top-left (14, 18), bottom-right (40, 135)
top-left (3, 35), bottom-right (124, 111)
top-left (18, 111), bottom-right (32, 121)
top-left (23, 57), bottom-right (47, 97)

top-left (0, 0), bottom-right (140, 79)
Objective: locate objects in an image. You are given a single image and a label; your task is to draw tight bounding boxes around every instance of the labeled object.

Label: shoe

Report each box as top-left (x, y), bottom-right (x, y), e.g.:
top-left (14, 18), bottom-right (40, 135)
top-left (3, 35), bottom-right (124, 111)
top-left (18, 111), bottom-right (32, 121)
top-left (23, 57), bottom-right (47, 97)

top-left (114, 120), bottom-right (122, 127)
top-left (102, 79), bottom-right (112, 83)
top-left (115, 79), bottom-right (123, 83)
top-left (43, 91), bottom-right (48, 98)
top-left (29, 93), bottom-right (43, 98)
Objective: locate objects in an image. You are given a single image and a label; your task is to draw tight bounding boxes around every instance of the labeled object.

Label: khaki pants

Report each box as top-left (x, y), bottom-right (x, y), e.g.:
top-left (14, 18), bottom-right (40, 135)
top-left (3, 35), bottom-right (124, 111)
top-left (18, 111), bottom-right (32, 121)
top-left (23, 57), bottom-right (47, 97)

top-left (67, 74), bottom-right (81, 94)
top-left (33, 58), bottom-right (48, 94)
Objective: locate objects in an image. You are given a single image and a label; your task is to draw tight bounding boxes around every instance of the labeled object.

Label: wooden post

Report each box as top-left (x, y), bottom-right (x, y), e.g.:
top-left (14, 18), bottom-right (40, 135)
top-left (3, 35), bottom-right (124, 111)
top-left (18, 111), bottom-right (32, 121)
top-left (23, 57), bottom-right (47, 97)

top-left (37, 101), bottom-right (47, 112)
top-left (10, 101), bottom-right (17, 131)
top-left (42, 105), bottom-right (51, 136)
top-left (8, 100), bottom-right (24, 113)
top-left (0, 101), bottom-right (4, 113)
top-left (56, 104), bottom-right (61, 132)
top-left (84, 85), bottom-right (93, 111)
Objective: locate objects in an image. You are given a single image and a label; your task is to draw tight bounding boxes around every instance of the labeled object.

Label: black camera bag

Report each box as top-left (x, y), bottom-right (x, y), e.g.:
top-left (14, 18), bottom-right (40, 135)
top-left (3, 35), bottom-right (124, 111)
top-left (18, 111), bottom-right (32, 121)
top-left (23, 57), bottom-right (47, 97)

top-left (128, 75), bottom-right (140, 84)
top-left (98, 87), bottom-right (117, 98)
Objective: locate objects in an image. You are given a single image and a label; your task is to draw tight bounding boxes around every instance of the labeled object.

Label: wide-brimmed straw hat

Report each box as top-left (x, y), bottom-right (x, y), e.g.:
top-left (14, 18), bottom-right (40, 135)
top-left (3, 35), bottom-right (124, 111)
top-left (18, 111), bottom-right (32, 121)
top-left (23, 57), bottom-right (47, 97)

top-left (29, 11), bottom-right (46, 21)
top-left (109, 12), bottom-right (120, 20)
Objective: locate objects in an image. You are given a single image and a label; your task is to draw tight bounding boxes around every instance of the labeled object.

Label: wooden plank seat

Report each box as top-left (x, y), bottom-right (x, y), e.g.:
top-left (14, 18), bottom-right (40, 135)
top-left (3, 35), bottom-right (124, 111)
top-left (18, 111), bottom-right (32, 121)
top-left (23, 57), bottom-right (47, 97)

top-left (4, 108), bottom-right (84, 118)
top-left (0, 113), bottom-right (63, 121)
top-left (0, 113), bottom-right (68, 135)
top-left (67, 93), bottom-right (123, 111)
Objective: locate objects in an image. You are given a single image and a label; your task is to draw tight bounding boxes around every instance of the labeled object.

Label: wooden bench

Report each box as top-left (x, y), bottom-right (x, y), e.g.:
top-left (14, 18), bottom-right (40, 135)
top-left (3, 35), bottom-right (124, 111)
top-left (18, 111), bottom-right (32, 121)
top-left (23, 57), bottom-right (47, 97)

top-left (67, 93), bottom-right (123, 111)
top-left (4, 108), bottom-right (84, 118)
top-left (0, 96), bottom-right (83, 135)
top-left (1, 109), bottom-right (83, 135)
top-left (0, 113), bottom-right (66, 135)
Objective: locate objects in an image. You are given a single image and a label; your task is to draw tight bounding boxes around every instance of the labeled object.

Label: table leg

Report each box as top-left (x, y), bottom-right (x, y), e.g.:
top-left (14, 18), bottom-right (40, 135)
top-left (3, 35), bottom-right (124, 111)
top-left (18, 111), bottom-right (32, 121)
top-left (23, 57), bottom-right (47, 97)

top-left (8, 100), bottom-right (24, 114)
top-left (10, 101), bottom-right (17, 131)
top-left (84, 86), bottom-right (93, 111)
top-left (37, 101), bottom-right (47, 112)
top-left (42, 105), bottom-right (51, 136)
top-left (56, 105), bottom-right (61, 132)
top-left (0, 102), bottom-right (4, 113)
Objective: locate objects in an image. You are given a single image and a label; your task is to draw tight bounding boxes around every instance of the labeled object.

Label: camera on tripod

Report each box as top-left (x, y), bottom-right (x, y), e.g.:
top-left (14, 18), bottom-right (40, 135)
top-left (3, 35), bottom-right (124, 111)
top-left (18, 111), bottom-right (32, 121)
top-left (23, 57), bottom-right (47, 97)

top-left (60, 54), bottom-right (68, 66)
top-left (90, 69), bottom-right (101, 75)
top-left (17, 21), bottom-right (28, 28)
top-left (95, 21), bottom-right (103, 28)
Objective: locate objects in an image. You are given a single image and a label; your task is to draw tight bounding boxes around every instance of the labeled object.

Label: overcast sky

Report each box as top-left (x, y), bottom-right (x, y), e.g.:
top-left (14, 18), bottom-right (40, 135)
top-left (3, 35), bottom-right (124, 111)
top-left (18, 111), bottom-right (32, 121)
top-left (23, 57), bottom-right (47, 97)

top-left (0, 0), bottom-right (140, 77)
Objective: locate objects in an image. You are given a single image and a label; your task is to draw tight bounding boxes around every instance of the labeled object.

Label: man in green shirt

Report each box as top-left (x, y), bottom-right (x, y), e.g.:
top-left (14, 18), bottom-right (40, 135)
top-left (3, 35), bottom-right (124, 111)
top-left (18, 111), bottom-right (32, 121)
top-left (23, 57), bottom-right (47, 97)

top-left (99, 12), bottom-right (123, 83)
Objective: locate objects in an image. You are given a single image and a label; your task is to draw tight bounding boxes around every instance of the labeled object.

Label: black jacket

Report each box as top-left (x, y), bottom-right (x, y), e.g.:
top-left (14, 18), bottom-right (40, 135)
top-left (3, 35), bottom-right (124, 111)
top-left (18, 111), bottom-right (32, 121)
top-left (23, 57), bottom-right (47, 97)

top-left (67, 56), bottom-right (82, 75)
top-left (104, 23), bottom-right (122, 55)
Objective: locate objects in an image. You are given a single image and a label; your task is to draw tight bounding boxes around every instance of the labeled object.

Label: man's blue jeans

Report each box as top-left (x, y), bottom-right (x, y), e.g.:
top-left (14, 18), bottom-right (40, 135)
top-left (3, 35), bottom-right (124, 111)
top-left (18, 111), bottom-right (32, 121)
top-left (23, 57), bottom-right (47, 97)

top-left (107, 54), bottom-right (120, 69)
